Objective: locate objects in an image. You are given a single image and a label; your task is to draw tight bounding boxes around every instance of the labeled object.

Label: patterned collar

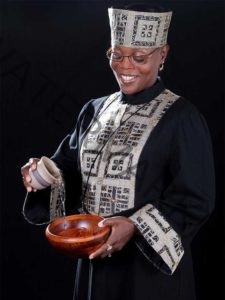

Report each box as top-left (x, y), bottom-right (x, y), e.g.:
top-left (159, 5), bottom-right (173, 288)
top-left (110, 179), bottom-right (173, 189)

top-left (121, 78), bottom-right (165, 105)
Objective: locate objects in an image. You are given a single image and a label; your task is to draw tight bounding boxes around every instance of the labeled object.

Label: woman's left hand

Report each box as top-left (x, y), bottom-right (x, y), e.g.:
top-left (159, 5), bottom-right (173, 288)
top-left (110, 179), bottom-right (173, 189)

top-left (89, 216), bottom-right (137, 259)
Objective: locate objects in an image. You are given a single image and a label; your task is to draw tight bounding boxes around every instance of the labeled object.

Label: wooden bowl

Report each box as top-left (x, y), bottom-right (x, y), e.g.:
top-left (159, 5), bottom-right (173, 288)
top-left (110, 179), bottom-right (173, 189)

top-left (45, 214), bottom-right (111, 258)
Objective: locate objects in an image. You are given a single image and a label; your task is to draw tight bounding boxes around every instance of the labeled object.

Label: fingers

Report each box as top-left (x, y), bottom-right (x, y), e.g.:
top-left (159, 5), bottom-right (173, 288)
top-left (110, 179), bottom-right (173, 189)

top-left (105, 243), bottom-right (113, 258)
top-left (88, 218), bottom-right (114, 259)
top-left (89, 216), bottom-right (137, 260)
top-left (98, 216), bottom-right (135, 228)
top-left (21, 158), bottom-right (39, 192)
top-left (89, 242), bottom-right (114, 260)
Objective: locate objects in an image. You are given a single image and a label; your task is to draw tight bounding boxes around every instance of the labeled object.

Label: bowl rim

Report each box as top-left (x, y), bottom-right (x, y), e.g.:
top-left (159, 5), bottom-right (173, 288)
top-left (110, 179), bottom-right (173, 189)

top-left (45, 213), bottom-right (110, 242)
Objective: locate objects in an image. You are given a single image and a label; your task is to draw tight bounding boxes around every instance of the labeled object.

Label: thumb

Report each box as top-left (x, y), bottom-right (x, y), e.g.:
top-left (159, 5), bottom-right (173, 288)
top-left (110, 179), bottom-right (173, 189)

top-left (98, 219), bottom-right (108, 228)
top-left (98, 216), bottom-right (120, 227)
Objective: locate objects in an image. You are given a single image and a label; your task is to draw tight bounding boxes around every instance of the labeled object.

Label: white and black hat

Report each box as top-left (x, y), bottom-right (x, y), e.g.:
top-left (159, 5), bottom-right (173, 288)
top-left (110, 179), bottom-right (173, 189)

top-left (108, 6), bottom-right (172, 48)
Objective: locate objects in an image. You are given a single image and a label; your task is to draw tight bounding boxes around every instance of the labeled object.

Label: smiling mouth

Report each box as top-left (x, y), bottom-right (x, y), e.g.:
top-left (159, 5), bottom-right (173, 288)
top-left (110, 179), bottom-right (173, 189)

top-left (120, 74), bottom-right (137, 84)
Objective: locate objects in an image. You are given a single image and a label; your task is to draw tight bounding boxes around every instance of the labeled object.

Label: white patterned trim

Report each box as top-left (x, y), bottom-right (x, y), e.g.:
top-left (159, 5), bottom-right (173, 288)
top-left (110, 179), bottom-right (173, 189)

top-left (80, 89), bottom-right (179, 216)
top-left (108, 8), bottom-right (172, 48)
top-left (130, 203), bottom-right (184, 273)
top-left (49, 171), bottom-right (66, 221)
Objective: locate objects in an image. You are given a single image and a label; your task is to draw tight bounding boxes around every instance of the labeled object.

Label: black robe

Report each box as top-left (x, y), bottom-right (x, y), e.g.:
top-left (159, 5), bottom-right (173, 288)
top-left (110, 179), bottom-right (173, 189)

top-left (23, 79), bottom-right (215, 300)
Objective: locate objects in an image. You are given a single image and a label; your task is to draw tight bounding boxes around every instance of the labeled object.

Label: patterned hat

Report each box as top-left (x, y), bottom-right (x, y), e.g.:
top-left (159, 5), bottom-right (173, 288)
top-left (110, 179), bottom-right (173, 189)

top-left (108, 7), bottom-right (172, 48)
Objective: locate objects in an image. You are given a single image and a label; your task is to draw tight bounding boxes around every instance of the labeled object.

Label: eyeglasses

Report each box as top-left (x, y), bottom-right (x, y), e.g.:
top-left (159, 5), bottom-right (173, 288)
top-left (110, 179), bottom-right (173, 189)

top-left (106, 48), bottom-right (158, 65)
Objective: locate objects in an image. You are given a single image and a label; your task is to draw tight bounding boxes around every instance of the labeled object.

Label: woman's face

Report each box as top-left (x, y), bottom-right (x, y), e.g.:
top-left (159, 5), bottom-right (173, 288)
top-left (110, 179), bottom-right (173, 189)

top-left (109, 45), bottom-right (169, 95)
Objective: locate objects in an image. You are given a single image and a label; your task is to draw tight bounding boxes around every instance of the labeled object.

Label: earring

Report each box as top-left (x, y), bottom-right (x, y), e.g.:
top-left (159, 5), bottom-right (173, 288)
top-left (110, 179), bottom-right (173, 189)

top-left (159, 61), bottom-right (164, 72)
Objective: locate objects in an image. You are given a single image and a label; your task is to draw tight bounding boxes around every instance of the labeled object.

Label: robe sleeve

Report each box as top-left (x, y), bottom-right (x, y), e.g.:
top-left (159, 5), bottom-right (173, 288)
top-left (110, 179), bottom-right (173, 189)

top-left (129, 105), bottom-right (215, 275)
top-left (22, 98), bottom-right (106, 225)
top-left (22, 130), bottom-right (82, 225)
top-left (22, 103), bottom-right (89, 225)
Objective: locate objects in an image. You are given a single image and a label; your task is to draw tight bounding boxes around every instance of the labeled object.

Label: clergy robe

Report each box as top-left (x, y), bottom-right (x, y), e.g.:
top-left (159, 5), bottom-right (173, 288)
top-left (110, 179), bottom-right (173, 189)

top-left (23, 79), bottom-right (215, 300)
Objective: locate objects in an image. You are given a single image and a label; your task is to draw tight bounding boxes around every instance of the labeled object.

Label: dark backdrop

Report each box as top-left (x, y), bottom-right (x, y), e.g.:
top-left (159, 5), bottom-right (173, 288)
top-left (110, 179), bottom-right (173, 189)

top-left (0, 1), bottom-right (224, 299)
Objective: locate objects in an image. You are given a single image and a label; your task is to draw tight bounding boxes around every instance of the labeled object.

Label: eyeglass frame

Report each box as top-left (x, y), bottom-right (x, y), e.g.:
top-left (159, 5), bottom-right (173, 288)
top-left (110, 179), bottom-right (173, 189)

top-left (106, 47), bottom-right (159, 65)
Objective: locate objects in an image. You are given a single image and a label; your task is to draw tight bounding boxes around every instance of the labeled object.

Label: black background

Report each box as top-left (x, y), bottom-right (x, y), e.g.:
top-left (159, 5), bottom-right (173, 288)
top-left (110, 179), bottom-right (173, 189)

top-left (0, 1), bottom-right (224, 299)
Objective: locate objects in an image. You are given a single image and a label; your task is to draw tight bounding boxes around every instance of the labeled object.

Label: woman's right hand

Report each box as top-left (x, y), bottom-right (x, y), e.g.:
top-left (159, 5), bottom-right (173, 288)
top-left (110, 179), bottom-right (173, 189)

top-left (21, 158), bottom-right (40, 192)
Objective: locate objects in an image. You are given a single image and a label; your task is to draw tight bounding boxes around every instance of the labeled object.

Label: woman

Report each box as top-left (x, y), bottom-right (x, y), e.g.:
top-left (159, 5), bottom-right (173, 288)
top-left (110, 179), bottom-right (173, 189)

top-left (21, 4), bottom-right (215, 300)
